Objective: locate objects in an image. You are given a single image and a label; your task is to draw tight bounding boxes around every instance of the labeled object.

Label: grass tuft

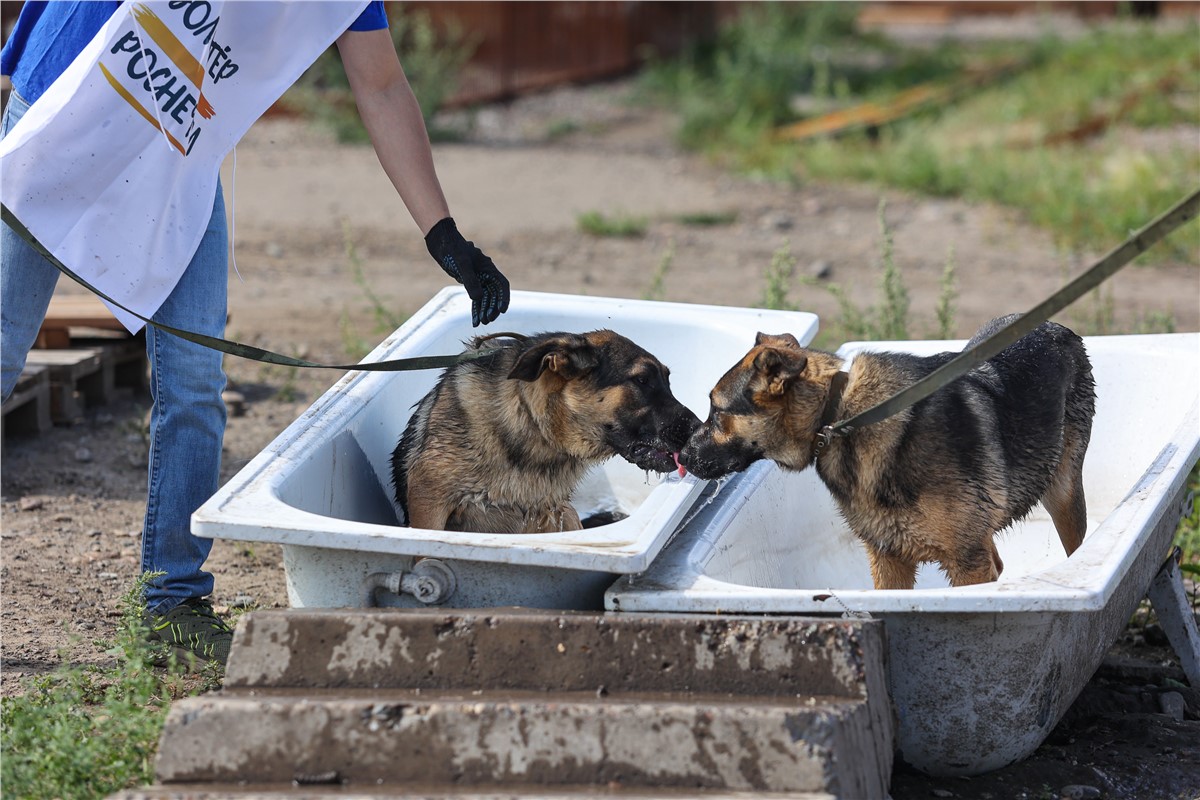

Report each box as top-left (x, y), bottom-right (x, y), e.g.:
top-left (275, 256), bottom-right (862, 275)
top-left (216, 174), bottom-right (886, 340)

top-left (339, 222), bottom-right (409, 362)
top-left (577, 211), bottom-right (649, 238)
top-left (642, 240), bottom-right (676, 302)
top-left (642, 4), bottom-right (1200, 258)
top-left (1, 575), bottom-right (219, 800)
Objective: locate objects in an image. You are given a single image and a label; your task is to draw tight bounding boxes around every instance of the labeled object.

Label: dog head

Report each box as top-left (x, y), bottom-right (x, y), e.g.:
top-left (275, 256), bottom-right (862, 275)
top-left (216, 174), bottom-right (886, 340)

top-left (680, 332), bottom-right (839, 479)
top-left (507, 330), bottom-right (700, 473)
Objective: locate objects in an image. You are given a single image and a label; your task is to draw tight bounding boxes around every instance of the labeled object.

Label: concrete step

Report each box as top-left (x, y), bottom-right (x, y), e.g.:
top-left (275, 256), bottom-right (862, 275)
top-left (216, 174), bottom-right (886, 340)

top-left (114, 785), bottom-right (835, 799)
top-left (142, 610), bottom-right (893, 799)
top-left (155, 689), bottom-right (871, 789)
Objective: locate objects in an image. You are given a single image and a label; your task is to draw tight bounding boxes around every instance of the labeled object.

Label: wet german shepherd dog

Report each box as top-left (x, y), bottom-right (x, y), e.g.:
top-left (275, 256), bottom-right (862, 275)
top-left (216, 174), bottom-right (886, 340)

top-left (680, 315), bottom-right (1096, 589)
top-left (392, 330), bottom-right (700, 533)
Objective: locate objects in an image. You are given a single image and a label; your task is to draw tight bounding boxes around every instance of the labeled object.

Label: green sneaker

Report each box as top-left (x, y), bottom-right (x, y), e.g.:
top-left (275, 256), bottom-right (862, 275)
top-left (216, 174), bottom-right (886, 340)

top-left (146, 597), bottom-right (233, 668)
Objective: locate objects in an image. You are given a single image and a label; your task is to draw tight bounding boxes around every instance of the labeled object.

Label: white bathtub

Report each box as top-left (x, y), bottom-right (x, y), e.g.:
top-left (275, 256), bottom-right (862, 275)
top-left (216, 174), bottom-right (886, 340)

top-left (193, 288), bottom-right (818, 610)
top-left (607, 332), bottom-right (1200, 776)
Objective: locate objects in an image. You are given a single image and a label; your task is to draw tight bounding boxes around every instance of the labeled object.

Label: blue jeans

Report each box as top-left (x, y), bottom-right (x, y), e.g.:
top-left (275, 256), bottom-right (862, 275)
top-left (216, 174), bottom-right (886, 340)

top-left (2, 91), bottom-right (229, 615)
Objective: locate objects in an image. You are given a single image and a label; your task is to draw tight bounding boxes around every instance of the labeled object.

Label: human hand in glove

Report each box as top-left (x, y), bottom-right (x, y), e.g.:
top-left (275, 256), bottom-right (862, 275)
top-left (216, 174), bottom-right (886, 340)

top-left (425, 217), bottom-right (511, 327)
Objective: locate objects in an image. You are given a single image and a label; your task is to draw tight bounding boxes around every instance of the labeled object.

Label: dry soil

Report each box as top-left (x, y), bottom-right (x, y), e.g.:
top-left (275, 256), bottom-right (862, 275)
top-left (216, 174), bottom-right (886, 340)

top-left (2, 79), bottom-right (1198, 799)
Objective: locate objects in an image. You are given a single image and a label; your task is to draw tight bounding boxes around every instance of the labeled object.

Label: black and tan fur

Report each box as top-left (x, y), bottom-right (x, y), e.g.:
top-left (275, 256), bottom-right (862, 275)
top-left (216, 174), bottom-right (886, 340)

top-left (392, 330), bottom-right (699, 533)
top-left (680, 315), bottom-right (1096, 589)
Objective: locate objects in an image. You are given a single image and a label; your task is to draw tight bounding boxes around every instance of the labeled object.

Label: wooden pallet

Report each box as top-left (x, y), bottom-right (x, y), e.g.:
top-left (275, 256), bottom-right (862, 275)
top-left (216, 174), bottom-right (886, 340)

top-left (24, 347), bottom-right (106, 423)
top-left (35, 293), bottom-right (127, 349)
top-left (21, 336), bottom-right (148, 424)
top-left (1, 365), bottom-right (52, 437)
top-left (0, 293), bottom-right (151, 434)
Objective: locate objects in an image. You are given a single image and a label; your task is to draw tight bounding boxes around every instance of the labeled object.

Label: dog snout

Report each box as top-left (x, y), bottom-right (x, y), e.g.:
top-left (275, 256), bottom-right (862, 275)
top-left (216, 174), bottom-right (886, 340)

top-left (661, 406), bottom-right (701, 449)
top-left (679, 426), bottom-right (715, 476)
top-left (679, 423), bottom-right (753, 480)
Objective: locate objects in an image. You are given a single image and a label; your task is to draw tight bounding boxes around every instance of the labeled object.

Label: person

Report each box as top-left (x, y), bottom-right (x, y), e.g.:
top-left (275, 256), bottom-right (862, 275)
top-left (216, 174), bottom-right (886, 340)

top-left (0, 1), bottom-right (510, 667)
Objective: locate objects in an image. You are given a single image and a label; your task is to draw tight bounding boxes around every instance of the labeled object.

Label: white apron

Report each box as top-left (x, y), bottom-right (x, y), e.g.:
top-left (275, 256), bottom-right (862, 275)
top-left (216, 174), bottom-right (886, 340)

top-left (0, 0), bottom-right (371, 332)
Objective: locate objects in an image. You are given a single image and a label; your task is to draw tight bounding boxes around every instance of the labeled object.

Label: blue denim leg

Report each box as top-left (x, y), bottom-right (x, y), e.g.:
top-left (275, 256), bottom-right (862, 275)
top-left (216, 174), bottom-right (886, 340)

top-left (1, 93), bottom-right (60, 402)
top-left (142, 185), bottom-right (229, 615)
top-left (1, 89), bottom-right (229, 614)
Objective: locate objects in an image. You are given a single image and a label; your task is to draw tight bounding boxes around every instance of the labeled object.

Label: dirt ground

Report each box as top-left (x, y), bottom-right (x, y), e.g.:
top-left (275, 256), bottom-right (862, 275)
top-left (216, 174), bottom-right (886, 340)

top-left (2, 79), bottom-right (1198, 799)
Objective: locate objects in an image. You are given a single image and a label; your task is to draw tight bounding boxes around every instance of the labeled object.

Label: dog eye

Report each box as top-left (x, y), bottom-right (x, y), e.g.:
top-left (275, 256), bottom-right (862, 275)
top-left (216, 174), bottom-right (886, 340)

top-left (632, 374), bottom-right (649, 387)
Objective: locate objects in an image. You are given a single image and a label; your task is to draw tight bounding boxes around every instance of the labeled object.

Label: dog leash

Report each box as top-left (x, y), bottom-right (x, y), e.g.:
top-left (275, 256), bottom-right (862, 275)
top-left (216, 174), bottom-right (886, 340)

top-left (815, 187), bottom-right (1200, 452)
top-left (1, 203), bottom-right (492, 373)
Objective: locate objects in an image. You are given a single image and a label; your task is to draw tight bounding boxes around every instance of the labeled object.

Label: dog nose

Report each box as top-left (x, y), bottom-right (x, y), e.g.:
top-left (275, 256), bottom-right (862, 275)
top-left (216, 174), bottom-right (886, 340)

top-left (677, 442), bottom-right (706, 474)
top-left (655, 410), bottom-right (699, 450)
top-left (669, 408), bottom-right (701, 441)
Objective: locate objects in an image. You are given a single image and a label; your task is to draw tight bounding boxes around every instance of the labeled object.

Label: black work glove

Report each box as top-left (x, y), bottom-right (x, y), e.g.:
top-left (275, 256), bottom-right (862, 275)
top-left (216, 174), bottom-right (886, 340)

top-left (424, 217), bottom-right (510, 327)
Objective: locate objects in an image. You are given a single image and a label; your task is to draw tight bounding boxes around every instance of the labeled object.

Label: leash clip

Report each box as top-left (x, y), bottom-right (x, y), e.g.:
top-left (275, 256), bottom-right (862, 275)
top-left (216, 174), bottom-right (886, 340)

top-left (815, 425), bottom-right (835, 452)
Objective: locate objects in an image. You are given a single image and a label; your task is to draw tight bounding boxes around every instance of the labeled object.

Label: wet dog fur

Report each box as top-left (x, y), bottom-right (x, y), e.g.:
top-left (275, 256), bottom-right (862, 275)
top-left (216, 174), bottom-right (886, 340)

top-left (392, 330), bottom-right (700, 533)
top-left (680, 315), bottom-right (1096, 589)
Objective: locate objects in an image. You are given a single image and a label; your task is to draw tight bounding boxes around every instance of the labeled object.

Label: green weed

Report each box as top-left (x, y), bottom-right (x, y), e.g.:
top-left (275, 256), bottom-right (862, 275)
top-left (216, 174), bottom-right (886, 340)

top-left (577, 211), bottom-right (649, 238)
top-left (676, 210), bottom-right (739, 227)
top-left (257, 362), bottom-right (301, 403)
top-left (339, 222), bottom-right (409, 362)
top-left (760, 201), bottom-right (961, 347)
top-left (1176, 461), bottom-right (1200, 566)
top-left (545, 118), bottom-right (581, 140)
top-left (637, 2), bottom-right (869, 154)
top-left (643, 240), bottom-right (676, 302)
top-left (643, 4), bottom-right (1199, 257)
top-left (0, 575), bottom-right (214, 800)
top-left (1068, 282), bottom-right (1178, 337)
top-left (935, 246), bottom-right (958, 340)
top-left (760, 241), bottom-right (799, 312)
top-left (798, 24), bottom-right (1200, 257)
top-left (875, 199), bottom-right (909, 342)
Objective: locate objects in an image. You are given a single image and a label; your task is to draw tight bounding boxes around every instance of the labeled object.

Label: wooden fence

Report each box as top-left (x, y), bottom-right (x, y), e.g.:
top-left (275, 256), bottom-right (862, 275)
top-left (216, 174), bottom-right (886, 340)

top-left (398, 1), bottom-right (741, 106)
top-left (394, 1), bottom-right (1198, 107)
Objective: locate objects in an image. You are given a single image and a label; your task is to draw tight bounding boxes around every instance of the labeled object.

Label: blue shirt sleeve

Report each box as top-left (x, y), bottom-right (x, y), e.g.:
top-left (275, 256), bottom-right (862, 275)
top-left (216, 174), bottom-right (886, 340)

top-left (1, 1), bottom-right (122, 103)
top-left (348, 1), bottom-right (388, 32)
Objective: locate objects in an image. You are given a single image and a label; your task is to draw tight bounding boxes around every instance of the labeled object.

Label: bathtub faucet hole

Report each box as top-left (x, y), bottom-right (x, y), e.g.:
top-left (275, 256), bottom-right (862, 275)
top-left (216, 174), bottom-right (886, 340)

top-left (363, 559), bottom-right (457, 607)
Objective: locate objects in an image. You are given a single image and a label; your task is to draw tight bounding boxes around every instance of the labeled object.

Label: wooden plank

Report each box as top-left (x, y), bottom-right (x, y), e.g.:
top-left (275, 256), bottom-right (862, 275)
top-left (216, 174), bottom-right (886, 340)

top-left (404, 1), bottom-right (729, 107)
top-left (43, 294), bottom-right (121, 328)
top-left (80, 335), bottom-right (149, 394)
top-left (1, 365), bottom-right (52, 437)
top-left (25, 348), bottom-right (104, 372)
top-left (25, 348), bottom-right (105, 422)
top-left (36, 293), bottom-right (125, 349)
top-left (21, 339), bottom-right (149, 424)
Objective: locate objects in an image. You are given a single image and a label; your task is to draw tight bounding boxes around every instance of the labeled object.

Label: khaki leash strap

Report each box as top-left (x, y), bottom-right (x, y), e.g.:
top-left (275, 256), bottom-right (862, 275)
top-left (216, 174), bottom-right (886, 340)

top-left (1, 203), bottom-right (491, 373)
top-left (816, 187), bottom-right (1200, 452)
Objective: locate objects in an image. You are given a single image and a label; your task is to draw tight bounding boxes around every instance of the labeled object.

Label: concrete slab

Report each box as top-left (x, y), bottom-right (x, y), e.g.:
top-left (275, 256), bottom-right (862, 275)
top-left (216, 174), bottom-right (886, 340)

top-left (114, 786), bottom-right (834, 799)
top-left (147, 610), bottom-right (893, 799)
top-left (156, 692), bottom-right (872, 791)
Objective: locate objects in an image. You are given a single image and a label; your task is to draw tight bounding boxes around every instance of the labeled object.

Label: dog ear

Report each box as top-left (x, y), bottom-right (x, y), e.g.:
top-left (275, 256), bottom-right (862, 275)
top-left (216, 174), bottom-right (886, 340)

top-left (753, 347), bottom-right (808, 396)
top-left (754, 331), bottom-right (802, 349)
top-left (508, 336), bottom-right (599, 382)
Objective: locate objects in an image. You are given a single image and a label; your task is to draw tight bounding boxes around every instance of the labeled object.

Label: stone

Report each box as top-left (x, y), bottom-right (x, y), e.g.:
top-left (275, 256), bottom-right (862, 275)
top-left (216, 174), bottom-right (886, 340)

top-left (1158, 691), bottom-right (1185, 722)
top-left (809, 259), bottom-right (833, 280)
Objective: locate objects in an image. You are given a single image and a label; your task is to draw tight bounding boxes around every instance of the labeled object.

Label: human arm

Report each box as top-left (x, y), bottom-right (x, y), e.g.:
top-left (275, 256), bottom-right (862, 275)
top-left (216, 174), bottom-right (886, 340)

top-left (335, 27), bottom-right (509, 326)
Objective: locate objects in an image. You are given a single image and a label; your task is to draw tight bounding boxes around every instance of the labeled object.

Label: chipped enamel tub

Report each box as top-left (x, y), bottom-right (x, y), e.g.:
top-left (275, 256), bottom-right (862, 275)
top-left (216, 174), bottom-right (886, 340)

top-left (193, 288), bottom-right (818, 611)
top-left (606, 331), bottom-right (1200, 776)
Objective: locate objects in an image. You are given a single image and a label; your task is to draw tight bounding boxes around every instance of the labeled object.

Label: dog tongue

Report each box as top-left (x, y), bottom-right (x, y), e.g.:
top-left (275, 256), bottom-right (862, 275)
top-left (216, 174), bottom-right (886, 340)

top-left (674, 452), bottom-right (686, 477)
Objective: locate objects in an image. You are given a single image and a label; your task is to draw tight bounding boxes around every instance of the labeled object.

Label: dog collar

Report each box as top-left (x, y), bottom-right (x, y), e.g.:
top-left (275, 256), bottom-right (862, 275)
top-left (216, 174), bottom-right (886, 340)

top-left (813, 370), bottom-right (849, 461)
